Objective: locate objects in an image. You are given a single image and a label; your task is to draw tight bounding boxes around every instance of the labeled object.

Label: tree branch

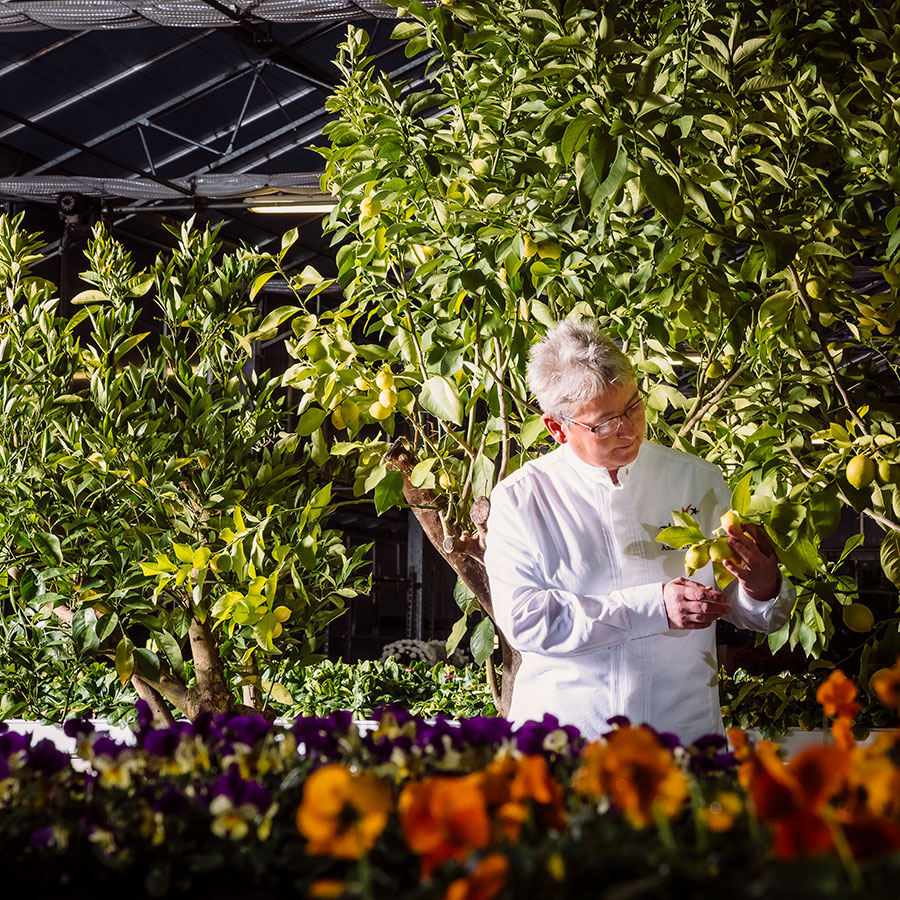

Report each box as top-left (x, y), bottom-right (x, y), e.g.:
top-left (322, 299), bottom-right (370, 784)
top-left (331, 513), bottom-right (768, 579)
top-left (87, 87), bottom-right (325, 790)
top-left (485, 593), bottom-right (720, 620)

top-left (788, 263), bottom-right (869, 435)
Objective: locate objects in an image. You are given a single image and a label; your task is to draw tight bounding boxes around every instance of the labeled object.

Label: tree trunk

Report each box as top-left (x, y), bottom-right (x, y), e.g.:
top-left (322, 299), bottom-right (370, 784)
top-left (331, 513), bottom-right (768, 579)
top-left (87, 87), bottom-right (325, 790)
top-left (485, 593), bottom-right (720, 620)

top-left (387, 442), bottom-right (520, 717)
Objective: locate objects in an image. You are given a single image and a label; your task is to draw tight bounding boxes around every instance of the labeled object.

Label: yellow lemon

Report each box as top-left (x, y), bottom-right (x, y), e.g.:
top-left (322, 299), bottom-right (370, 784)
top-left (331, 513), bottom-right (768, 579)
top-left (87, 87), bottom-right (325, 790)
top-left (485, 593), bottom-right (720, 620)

top-left (360, 196), bottom-right (382, 218)
top-left (843, 602), bottom-right (874, 633)
top-left (354, 375), bottom-right (371, 392)
top-left (720, 510), bottom-right (743, 531)
top-left (685, 543), bottom-right (711, 571)
top-left (379, 387), bottom-right (398, 408)
top-left (846, 454), bottom-right (876, 489)
top-left (274, 606), bottom-right (291, 623)
top-left (705, 360), bottom-right (724, 380)
top-left (523, 236), bottom-right (539, 258)
top-left (806, 277), bottom-right (827, 300)
top-left (708, 536), bottom-right (736, 563)
top-left (375, 367), bottom-right (394, 391)
top-left (272, 622), bottom-right (283, 639)
top-left (869, 667), bottom-right (894, 694)
top-left (369, 400), bottom-right (392, 420)
top-left (877, 459), bottom-right (900, 485)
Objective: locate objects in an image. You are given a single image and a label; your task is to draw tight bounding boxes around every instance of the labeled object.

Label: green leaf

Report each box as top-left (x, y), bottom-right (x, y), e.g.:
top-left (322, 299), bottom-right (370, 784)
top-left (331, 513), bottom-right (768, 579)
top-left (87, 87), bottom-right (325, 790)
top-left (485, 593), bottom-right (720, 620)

top-left (113, 332), bottom-right (151, 364)
top-left (838, 533), bottom-right (864, 565)
top-left (730, 473), bottom-right (753, 516)
top-left (115, 637), bottom-right (136, 685)
top-left (470, 617), bottom-right (495, 666)
top-left (247, 305), bottom-right (300, 341)
top-left (32, 531), bottom-right (63, 565)
top-left (296, 407), bottom-right (328, 436)
top-left (445, 615), bottom-right (468, 656)
top-left (640, 165), bottom-right (683, 228)
top-left (134, 648), bottom-right (160, 682)
top-left (173, 543), bottom-right (195, 564)
top-left (656, 525), bottom-right (705, 549)
top-left (760, 230), bottom-right (798, 271)
top-left (280, 228), bottom-right (298, 254)
top-left (419, 375), bottom-right (463, 425)
top-left (156, 630), bottom-right (185, 680)
top-left (70, 289), bottom-right (109, 305)
top-left (561, 116), bottom-right (594, 164)
top-left (249, 271), bottom-right (277, 301)
top-left (520, 413), bottom-right (547, 449)
top-left (72, 607), bottom-right (100, 653)
top-left (453, 577), bottom-right (479, 615)
top-left (740, 75), bottom-right (789, 93)
top-left (373, 469), bottom-right (405, 515)
top-left (880, 532), bottom-right (900, 587)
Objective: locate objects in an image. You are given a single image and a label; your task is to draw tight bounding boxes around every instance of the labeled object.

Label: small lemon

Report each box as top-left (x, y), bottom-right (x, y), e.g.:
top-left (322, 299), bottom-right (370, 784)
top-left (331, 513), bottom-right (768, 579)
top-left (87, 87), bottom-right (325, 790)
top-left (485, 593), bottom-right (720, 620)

top-left (720, 510), bottom-right (743, 531)
top-left (806, 277), bottom-right (827, 300)
top-left (354, 375), bottom-right (371, 392)
top-left (877, 459), bottom-right (900, 485)
top-left (523, 236), bottom-right (539, 258)
top-left (869, 667), bottom-right (894, 694)
top-left (843, 602), bottom-right (874, 633)
top-left (360, 196), bottom-right (382, 218)
top-left (537, 240), bottom-right (562, 260)
top-left (369, 400), bottom-right (392, 420)
top-left (375, 367), bottom-right (394, 391)
top-left (705, 360), bottom-right (724, 380)
top-left (274, 606), bottom-right (291, 623)
top-left (379, 387), bottom-right (398, 408)
top-left (846, 454), bottom-right (876, 490)
top-left (272, 622), bottom-right (283, 639)
top-left (685, 543), bottom-right (711, 571)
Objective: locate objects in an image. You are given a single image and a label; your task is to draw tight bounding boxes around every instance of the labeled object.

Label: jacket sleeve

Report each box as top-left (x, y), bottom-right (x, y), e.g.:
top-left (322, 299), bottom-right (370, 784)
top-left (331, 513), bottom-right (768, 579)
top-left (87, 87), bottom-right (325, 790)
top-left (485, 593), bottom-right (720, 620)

top-left (484, 484), bottom-right (671, 657)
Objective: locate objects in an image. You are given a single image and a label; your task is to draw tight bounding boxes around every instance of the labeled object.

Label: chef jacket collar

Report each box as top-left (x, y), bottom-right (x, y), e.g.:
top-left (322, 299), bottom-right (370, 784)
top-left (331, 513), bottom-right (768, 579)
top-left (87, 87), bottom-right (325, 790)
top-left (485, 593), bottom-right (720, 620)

top-left (562, 441), bottom-right (642, 488)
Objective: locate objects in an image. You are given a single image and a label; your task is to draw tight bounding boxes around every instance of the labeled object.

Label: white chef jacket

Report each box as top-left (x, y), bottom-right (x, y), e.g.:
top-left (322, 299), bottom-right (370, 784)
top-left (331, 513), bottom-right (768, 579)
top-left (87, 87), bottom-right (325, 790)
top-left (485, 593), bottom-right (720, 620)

top-left (484, 440), bottom-right (795, 744)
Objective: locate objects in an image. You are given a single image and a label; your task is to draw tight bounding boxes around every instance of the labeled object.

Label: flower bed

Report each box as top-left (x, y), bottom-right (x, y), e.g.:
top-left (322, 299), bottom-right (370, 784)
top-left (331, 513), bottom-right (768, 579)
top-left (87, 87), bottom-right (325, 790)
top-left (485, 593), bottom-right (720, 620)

top-left (4, 666), bottom-right (900, 898)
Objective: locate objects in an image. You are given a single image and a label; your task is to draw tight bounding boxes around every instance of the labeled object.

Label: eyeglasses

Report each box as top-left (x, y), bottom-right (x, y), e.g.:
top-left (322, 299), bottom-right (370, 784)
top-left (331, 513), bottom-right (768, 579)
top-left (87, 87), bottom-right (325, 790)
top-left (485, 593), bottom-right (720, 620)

top-left (562, 392), bottom-right (645, 439)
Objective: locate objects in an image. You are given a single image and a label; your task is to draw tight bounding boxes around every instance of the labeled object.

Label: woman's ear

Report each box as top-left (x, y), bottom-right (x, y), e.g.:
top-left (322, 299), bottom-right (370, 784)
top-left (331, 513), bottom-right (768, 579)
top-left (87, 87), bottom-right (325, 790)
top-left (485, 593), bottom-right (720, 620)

top-left (543, 414), bottom-right (567, 444)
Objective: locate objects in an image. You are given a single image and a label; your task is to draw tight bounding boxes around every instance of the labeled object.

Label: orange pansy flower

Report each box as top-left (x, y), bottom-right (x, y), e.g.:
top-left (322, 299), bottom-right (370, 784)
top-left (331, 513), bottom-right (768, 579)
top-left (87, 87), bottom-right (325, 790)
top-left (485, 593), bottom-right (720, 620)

top-left (399, 774), bottom-right (492, 877)
top-left (816, 669), bottom-right (860, 719)
top-left (296, 763), bottom-right (392, 860)
top-left (572, 725), bottom-right (689, 828)
top-left (444, 853), bottom-right (510, 900)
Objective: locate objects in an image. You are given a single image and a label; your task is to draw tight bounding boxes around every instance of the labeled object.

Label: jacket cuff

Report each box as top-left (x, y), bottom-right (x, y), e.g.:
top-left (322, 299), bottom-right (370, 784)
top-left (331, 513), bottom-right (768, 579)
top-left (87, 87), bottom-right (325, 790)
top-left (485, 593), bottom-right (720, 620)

top-left (616, 582), bottom-right (670, 638)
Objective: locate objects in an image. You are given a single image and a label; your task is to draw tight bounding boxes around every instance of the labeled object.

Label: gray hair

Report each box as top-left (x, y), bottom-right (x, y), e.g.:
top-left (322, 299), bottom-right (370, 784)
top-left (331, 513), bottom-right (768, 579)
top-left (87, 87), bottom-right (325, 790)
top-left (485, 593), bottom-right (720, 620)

top-left (527, 319), bottom-right (634, 418)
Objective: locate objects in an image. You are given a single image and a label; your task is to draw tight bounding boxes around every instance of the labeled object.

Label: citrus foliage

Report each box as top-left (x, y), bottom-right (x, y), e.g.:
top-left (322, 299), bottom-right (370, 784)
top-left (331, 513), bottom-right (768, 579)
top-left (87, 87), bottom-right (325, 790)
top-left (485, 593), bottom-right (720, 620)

top-left (0, 214), bottom-right (369, 719)
top-left (257, 0), bottom-right (900, 663)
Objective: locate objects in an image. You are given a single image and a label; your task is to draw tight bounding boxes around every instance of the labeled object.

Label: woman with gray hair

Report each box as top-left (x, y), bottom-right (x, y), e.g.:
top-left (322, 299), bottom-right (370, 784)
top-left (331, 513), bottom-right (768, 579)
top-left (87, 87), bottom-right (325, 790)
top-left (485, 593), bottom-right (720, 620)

top-left (483, 318), bottom-right (794, 743)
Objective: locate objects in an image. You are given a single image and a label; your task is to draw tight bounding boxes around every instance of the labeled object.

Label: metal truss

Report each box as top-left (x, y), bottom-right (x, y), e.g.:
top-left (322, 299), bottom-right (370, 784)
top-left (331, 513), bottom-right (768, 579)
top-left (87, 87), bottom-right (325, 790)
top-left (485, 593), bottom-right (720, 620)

top-left (0, 1), bottom-right (400, 31)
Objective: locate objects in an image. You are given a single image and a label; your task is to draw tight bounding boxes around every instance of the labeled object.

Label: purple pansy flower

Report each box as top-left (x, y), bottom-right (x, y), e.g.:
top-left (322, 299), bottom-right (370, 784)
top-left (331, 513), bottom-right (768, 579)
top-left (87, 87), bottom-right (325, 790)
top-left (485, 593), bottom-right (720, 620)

top-left (28, 739), bottom-right (69, 776)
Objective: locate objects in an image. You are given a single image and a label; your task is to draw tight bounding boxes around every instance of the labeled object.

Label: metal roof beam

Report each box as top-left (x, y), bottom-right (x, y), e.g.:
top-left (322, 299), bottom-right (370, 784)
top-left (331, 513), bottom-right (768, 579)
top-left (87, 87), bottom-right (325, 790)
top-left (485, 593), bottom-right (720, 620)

top-left (22, 21), bottom-right (337, 176)
top-left (0, 29), bottom-right (218, 142)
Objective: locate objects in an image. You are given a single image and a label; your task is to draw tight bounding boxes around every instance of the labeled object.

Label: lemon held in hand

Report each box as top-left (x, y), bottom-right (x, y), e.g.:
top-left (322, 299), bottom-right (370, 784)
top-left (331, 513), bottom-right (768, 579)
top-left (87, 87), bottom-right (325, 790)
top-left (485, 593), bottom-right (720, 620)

top-left (708, 536), bottom-right (737, 564)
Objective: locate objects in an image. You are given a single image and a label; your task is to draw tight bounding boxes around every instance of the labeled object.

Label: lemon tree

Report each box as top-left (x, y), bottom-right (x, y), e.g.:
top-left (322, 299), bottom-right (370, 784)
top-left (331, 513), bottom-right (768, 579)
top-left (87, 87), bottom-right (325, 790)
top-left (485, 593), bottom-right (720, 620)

top-left (247, 0), bottom-right (900, 706)
top-left (0, 215), bottom-right (369, 722)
